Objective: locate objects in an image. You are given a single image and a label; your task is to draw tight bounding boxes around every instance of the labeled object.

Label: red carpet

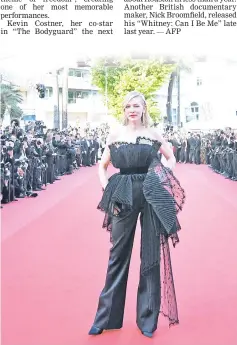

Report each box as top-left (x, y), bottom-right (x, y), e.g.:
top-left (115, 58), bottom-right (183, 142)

top-left (1, 164), bottom-right (237, 345)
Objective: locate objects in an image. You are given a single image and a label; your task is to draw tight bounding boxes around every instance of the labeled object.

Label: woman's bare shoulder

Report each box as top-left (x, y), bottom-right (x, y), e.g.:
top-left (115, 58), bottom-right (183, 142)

top-left (147, 127), bottom-right (164, 143)
top-left (106, 123), bottom-right (124, 144)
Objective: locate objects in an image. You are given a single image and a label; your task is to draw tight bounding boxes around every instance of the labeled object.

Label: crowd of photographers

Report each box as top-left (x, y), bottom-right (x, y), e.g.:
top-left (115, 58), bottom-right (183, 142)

top-left (1, 119), bottom-right (109, 206)
top-left (164, 126), bottom-right (237, 181)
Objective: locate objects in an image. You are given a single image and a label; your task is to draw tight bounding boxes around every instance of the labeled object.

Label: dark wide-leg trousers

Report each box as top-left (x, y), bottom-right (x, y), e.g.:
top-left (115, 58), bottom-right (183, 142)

top-left (92, 180), bottom-right (161, 333)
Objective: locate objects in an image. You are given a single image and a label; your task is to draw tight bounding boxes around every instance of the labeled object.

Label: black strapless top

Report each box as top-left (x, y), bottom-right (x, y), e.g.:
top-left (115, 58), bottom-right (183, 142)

top-left (109, 136), bottom-right (161, 169)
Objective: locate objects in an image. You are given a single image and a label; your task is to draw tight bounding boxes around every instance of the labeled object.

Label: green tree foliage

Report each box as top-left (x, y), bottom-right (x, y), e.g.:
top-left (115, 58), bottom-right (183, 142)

top-left (0, 83), bottom-right (23, 120)
top-left (92, 58), bottom-right (174, 122)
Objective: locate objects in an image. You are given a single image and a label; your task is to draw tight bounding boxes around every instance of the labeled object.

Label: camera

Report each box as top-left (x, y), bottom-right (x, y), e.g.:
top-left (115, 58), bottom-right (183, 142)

top-left (11, 119), bottom-right (20, 127)
top-left (36, 84), bottom-right (46, 98)
top-left (2, 162), bottom-right (12, 180)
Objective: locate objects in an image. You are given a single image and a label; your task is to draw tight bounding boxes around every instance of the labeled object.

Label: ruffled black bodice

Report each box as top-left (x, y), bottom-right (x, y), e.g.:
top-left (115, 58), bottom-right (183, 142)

top-left (109, 136), bottom-right (160, 169)
top-left (98, 136), bottom-right (185, 241)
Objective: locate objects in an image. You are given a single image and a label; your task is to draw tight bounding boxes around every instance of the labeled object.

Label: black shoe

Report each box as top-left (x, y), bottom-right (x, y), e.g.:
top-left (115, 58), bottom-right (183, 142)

top-left (88, 326), bottom-right (103, 335)
top-left (142, 331), bottom-right (153, 338)
top-left (28, 192), bottom-right (38, 198)
top-left (17, 194), bottom-right (25, 198)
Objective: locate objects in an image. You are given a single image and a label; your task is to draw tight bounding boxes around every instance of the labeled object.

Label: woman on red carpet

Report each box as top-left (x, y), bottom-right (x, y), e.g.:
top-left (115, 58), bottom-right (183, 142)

top-left (89, 91), bottom-right (185, 338)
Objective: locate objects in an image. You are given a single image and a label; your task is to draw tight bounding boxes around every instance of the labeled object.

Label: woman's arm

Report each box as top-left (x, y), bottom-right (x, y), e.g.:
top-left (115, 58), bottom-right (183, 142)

top-left (98, 131), bottom-right (116, 189)
top-left (152, 129), bottom-right (176, 170)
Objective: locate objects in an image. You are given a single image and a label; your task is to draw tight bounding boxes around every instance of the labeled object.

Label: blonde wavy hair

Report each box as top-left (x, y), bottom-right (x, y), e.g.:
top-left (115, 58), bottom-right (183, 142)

top-left (122, 91), bottom-right (153, 127)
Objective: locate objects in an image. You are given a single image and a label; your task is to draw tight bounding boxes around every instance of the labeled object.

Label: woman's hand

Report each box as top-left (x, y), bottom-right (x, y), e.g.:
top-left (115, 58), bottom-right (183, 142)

top-left (102, 184), bottom-right (107, 192)
top-left (166, 157), bottom-right (176, 171)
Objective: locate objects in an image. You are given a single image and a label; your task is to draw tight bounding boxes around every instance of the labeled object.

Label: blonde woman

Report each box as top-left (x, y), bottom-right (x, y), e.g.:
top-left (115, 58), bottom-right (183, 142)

top-left (89, 91), bottom-right (185, 338)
